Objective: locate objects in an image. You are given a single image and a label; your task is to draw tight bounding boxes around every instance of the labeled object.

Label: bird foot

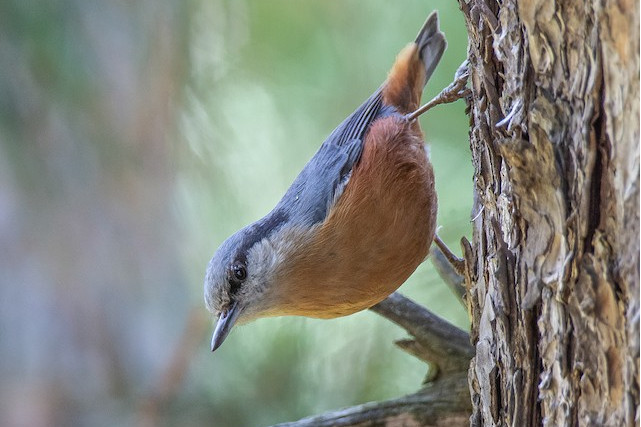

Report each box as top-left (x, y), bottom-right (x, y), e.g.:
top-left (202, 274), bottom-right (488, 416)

top-left (405, 60), bottom-right (470, 121)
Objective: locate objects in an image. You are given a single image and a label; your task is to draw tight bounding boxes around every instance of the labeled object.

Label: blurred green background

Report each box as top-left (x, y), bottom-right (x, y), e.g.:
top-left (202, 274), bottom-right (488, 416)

top-left (0, 0), bottom-right (471, 426)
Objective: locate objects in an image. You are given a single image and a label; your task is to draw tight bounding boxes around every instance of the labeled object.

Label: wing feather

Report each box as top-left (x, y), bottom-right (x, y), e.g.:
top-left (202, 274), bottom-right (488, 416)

top-left (274, 88), bottom-right (389, 227)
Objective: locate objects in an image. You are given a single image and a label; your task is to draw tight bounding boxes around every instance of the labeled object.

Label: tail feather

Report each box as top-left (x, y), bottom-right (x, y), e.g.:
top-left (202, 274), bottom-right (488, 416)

top-left (382, 11), bottom-right (447, 113)
top-left (415, 12), bottom-right (447, 86)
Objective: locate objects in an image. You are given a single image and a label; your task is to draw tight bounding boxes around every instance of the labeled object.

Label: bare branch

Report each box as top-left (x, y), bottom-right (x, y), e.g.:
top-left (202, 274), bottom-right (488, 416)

top-left (275, 295), bottom-right (475, 426)
top-left (430, 238), bottom-right (466, 305)
top-left (369, 293), bottom-right (473, 373)
top-left (273, 372), bottom-right (471, 427)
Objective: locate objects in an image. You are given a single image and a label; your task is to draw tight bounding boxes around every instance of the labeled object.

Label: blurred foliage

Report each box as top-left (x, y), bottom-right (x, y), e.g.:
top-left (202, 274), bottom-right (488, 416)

top-left (0, 0), bottom-right (472, 426)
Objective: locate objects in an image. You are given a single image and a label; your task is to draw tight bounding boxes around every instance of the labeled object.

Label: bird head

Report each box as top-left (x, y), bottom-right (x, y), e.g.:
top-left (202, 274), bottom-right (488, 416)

top-left (204, 229), bottom-right (273, 351)
top-left (204, 210), bottom-right (312, 351)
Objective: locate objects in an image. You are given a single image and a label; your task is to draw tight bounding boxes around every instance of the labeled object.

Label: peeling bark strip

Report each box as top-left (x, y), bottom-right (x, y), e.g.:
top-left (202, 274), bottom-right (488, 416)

top-left (458, 0), bottom-right (639, 425)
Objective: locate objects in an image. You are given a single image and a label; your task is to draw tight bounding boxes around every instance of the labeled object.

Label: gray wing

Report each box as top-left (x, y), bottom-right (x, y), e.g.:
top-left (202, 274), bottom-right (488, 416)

top-left (274, 87), bottom-right (389, 227)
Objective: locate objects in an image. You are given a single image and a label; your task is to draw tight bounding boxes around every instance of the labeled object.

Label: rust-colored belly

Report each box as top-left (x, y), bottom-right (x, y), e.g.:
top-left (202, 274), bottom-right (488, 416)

top-left (281, 116), bottom-right (437, 318)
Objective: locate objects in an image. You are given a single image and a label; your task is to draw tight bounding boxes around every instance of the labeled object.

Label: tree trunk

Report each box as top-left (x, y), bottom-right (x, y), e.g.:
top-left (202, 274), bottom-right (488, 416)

top-left (459, 0), bottom-right (639, 425)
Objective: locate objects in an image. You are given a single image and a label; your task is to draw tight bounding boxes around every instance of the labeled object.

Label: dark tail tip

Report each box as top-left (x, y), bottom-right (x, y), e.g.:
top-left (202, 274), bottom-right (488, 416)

top-left (415, 11), bottom-right (447, 85)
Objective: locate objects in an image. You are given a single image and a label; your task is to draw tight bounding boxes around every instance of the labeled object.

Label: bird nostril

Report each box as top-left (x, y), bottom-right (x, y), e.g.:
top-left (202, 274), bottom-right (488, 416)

top-left (219, 301), bottom-right (236, 320)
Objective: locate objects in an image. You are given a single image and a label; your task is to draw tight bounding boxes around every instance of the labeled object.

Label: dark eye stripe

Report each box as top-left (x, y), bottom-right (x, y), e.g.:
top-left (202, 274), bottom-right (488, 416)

top-left (229, 279), bottom-right (241, 294)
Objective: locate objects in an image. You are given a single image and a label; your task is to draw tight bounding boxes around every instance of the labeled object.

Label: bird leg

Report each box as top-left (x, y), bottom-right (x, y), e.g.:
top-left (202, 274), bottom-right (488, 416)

top-left (405, 60), bottom-right (470, 121)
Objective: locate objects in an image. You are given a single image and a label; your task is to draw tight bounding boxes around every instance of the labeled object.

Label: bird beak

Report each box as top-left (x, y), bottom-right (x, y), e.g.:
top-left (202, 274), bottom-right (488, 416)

top-left (211, 301), bottom-right (241, 352)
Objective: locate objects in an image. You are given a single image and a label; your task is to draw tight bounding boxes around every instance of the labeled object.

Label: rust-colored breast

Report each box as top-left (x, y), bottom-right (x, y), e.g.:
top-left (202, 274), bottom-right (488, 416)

top-left (277, 116), bottom-right (437, 318)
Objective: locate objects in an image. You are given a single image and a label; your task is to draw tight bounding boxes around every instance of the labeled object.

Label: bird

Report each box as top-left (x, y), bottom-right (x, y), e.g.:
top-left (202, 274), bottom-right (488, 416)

top-left (205, 11), bottom-right (447, 352)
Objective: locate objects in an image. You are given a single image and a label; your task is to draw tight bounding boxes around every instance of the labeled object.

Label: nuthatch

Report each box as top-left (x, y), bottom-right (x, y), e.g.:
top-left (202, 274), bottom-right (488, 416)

top-left (205, 11), bottom-right (447, 351)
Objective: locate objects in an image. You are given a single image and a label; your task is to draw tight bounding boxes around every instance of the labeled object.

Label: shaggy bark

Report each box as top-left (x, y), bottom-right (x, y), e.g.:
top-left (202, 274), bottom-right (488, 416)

top-left (459, 0), bottom-right (639, 425)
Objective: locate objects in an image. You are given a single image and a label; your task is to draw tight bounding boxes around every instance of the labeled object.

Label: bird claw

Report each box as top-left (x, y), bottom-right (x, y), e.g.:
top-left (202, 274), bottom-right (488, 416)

top-left (405, 60), bottom-right (470, 121)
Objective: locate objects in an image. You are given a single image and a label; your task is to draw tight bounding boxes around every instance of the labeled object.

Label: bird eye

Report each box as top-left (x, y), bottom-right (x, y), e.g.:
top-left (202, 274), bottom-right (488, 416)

top-left (231, 263), bottom-right (247, 282)
top-left (228, 262), bottom-right (247, 294)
